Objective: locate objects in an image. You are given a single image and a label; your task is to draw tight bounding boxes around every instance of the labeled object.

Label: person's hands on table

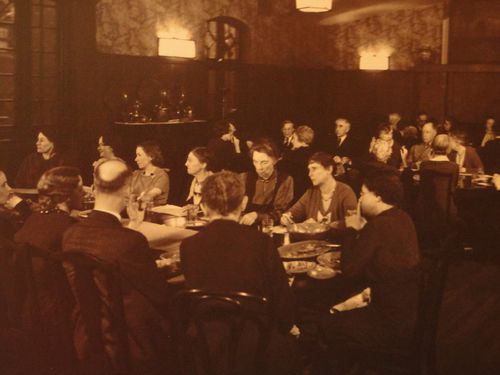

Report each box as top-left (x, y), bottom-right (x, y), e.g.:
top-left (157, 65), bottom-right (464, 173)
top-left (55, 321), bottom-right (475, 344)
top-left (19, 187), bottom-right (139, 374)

top-left (240, 211), bottom-right (258, 226)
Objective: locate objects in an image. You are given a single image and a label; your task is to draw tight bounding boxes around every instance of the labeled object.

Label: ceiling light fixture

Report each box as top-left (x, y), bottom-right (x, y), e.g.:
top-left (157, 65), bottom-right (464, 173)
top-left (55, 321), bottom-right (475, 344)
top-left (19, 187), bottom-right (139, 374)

top-left (296, 0), bottom-right (333, 13)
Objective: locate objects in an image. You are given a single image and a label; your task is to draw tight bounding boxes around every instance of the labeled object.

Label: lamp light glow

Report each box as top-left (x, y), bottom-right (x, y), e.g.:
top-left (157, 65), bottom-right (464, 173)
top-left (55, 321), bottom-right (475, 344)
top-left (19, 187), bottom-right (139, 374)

top-left (158, 38), bottom-right (196, 59)
top-left (296, 0), bottom-right (333, 13)
top-left (359, 54), bottom-right (390, 70)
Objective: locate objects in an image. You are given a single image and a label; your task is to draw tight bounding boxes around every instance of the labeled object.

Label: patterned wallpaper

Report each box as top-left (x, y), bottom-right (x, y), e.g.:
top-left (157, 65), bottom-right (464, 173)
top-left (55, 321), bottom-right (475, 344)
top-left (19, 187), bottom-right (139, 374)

top-left (96, 0), bottom-right (443, 70)
top-left (323, 4), bottom-right (444, 70)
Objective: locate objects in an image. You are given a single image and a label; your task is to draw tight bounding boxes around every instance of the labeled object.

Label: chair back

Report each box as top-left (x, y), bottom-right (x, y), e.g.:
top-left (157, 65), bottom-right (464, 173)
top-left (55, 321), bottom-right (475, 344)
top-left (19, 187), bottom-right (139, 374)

top-left (419, 168), bottom-right (457, 222)
top-left (173, 289), bottom-right (272, 375)
top-left (412, 234), bottom-right (457, 375)
top-left (59, 251), bottom-right (133, 375)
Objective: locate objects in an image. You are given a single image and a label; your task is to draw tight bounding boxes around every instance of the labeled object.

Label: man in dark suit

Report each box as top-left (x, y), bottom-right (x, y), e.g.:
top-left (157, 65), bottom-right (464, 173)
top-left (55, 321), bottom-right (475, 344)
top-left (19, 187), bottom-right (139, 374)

top-left (280, 120), bottom-right (295, 153)
top-left (331, 118), bottom-right (361, 168)
top-left (62, 159), bottom-right (172, 374)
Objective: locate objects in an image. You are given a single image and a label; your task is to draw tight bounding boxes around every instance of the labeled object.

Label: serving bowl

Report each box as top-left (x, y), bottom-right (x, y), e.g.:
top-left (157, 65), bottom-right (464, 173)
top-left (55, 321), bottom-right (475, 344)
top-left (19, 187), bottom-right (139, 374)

top-left (287, 222), bottom-right (330, 242)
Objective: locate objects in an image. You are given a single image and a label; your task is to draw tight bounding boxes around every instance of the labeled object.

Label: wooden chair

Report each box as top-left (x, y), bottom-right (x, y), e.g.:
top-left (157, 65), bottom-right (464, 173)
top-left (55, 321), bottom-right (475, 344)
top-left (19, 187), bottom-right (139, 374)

top-left (172, 289), bottom-right (272, 375)
top-left (0, 241), bottom-right (76, 375)
top-left (58, 251), bottom-right (134, 375)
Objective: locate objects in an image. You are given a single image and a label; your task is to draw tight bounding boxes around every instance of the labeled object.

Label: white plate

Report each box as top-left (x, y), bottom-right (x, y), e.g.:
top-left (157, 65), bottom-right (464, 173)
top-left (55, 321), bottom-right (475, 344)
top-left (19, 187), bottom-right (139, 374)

top-left (283, 261), bottom-right (316, 274)
top-left (308, 265), bottom-right (336, 280)
top-left (317, 252), bottom-right (341, 268)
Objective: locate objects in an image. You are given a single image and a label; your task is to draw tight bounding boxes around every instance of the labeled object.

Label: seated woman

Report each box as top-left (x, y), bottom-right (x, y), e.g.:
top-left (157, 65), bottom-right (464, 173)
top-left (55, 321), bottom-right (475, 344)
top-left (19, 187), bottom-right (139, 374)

top-left (281, 152), bottom-right (357, 228)
top-left (300, 171), bottom-right (420, 365)
top-left (279, 125), bottom-right (315, 203)
top-left (184, 147), bottom-right (214, 206)
top-left (15, 128), bottom-right (65, 188)
top-left (0, 170), bottom-right (32, 239)
top-left (130, 140), bottom-right (169, 206)
top-left (449, 129), bottom-right (484, 173)
top-left (92, 132), bottom-right (125, 169)
top-left (239, 140), bottom-right (294, 226)
top-left (14, 166), bottom-right (84, 373)
top-left (368, 123), bottom-right (402, 168)
top-left (180, 171), bottom-right (297, 373)
top-left (207, 119), bottom-right (245, 172)
top-left (15, 166), bottom-right (83, 252)
top-left (361, 139), bottom-right (400, 174)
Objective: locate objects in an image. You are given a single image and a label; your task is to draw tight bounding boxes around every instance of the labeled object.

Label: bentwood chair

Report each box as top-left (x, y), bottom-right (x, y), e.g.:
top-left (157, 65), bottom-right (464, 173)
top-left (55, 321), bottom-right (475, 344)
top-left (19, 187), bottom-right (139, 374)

top-left (172, 289), bottom-right (272, 375)
top-left (59, 252), bottom-right (134, 375)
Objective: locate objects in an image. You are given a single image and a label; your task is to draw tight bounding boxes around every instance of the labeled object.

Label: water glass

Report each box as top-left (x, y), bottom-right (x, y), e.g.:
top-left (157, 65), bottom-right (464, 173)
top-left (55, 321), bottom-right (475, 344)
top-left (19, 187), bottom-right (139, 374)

top-left (261, 217), bottom-right (274, 236)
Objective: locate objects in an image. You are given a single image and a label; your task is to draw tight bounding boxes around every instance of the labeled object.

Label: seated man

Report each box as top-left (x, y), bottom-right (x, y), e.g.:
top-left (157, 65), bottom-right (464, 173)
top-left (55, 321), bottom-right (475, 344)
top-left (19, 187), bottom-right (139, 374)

top-left (180, 171), bottom-right (297, 374)
top-left (281, 152), bottom-right (357, 228)
top-left (302, 170), bottom-right (420, 359)
top-left (280, 119), bottom-right (295, 153)
top-left (402, 121), bottom-right (437, 169)
top-left (0, 170), bottom-right (32, 239)
top-left (368, 123), bottom-right (402, 168)
top-left (448, 129), bottom-right (484, 173)
top-left (62, 159), bottom-right (172, 374)
top-left (331, 118), bottom-right (361, 172)
top-left (239, 140), bottom-right (294, 226)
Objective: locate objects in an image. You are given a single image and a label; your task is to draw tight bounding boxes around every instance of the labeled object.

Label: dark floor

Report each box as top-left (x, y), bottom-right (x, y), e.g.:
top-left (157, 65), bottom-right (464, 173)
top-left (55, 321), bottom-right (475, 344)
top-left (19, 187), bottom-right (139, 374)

top-left (436, 256), bottom-right (500, 375)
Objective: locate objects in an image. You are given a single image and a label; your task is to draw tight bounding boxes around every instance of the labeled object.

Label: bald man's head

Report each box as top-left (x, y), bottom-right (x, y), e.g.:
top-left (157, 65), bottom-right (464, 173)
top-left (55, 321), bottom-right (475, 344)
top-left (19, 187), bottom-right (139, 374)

top-left (93, 159), bottom-right (131, 194)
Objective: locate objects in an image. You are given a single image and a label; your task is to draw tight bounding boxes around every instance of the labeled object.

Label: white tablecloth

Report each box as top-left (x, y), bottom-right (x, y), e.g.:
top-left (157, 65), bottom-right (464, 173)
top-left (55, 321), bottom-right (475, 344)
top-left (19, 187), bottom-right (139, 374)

top-left (128, 221), bottom-right (197, 253)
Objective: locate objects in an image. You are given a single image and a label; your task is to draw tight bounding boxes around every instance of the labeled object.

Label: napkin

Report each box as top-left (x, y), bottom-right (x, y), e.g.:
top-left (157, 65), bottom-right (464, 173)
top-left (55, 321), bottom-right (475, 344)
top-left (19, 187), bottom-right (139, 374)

top-left (330, 287), bottom-right (371, 314)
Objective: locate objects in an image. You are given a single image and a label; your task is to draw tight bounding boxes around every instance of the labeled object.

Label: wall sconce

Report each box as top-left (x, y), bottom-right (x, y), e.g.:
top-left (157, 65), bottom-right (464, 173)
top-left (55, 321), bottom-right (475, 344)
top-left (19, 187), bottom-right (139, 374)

top-left (359, 54), bottom-right (390, 70)
top-left (296, 0), bottom-right (333, 13)
top-left (158, 38), bottom-right (196, 58)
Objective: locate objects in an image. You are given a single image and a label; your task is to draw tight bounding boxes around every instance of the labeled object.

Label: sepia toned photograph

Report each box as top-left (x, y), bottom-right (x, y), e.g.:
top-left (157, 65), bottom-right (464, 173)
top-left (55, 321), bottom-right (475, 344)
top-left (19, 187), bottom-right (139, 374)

top-left (0, 1), bottom-right (499, 374)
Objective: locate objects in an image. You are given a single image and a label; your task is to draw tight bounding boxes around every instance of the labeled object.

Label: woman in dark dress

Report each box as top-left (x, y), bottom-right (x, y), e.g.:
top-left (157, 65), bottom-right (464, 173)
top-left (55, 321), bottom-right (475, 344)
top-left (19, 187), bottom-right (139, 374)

top-left (279, 125), bottom-right (315, 203)
top-left (180, 171), bottom-right (298, 374)
top-left (15, 128), bottom-right (66, 188)
top-left (207, 119), bottom-right (246, 172)
top-left (15, 166), bottom-right (84, 373)
top-left (184, 147), bottom-right (214, 206)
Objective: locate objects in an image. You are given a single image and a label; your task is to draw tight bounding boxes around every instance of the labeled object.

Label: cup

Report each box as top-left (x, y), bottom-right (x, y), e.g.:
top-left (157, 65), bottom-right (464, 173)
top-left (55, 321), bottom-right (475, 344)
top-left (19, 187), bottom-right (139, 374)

top-left (261, 217), bottom-right (274, 236)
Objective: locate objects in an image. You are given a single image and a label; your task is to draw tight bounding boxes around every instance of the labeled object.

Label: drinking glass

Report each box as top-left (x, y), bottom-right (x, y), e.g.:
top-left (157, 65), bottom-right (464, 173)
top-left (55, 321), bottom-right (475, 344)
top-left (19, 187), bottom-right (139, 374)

top-left (186, 204), bottom-right (199, 223)
top-left (127, 194), bottom-right (145, 227)
top-left (261, 217), bottom-right (274, 236)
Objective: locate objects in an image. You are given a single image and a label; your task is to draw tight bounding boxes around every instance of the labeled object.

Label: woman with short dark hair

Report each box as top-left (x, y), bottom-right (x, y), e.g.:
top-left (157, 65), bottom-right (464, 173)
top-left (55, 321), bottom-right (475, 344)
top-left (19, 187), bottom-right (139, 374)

top-left (207, 119), bottom-right (245, 172)
top-left (130, 140), bottom-right (169, 206)
top-left (15, 128), bottom-right (66, 188)
top-left (281, 151), bottom-right (357, 227)
top-left (14, 166), bottom-right (83, 373)
top-left (180, 171), bottom-right (298, 373)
